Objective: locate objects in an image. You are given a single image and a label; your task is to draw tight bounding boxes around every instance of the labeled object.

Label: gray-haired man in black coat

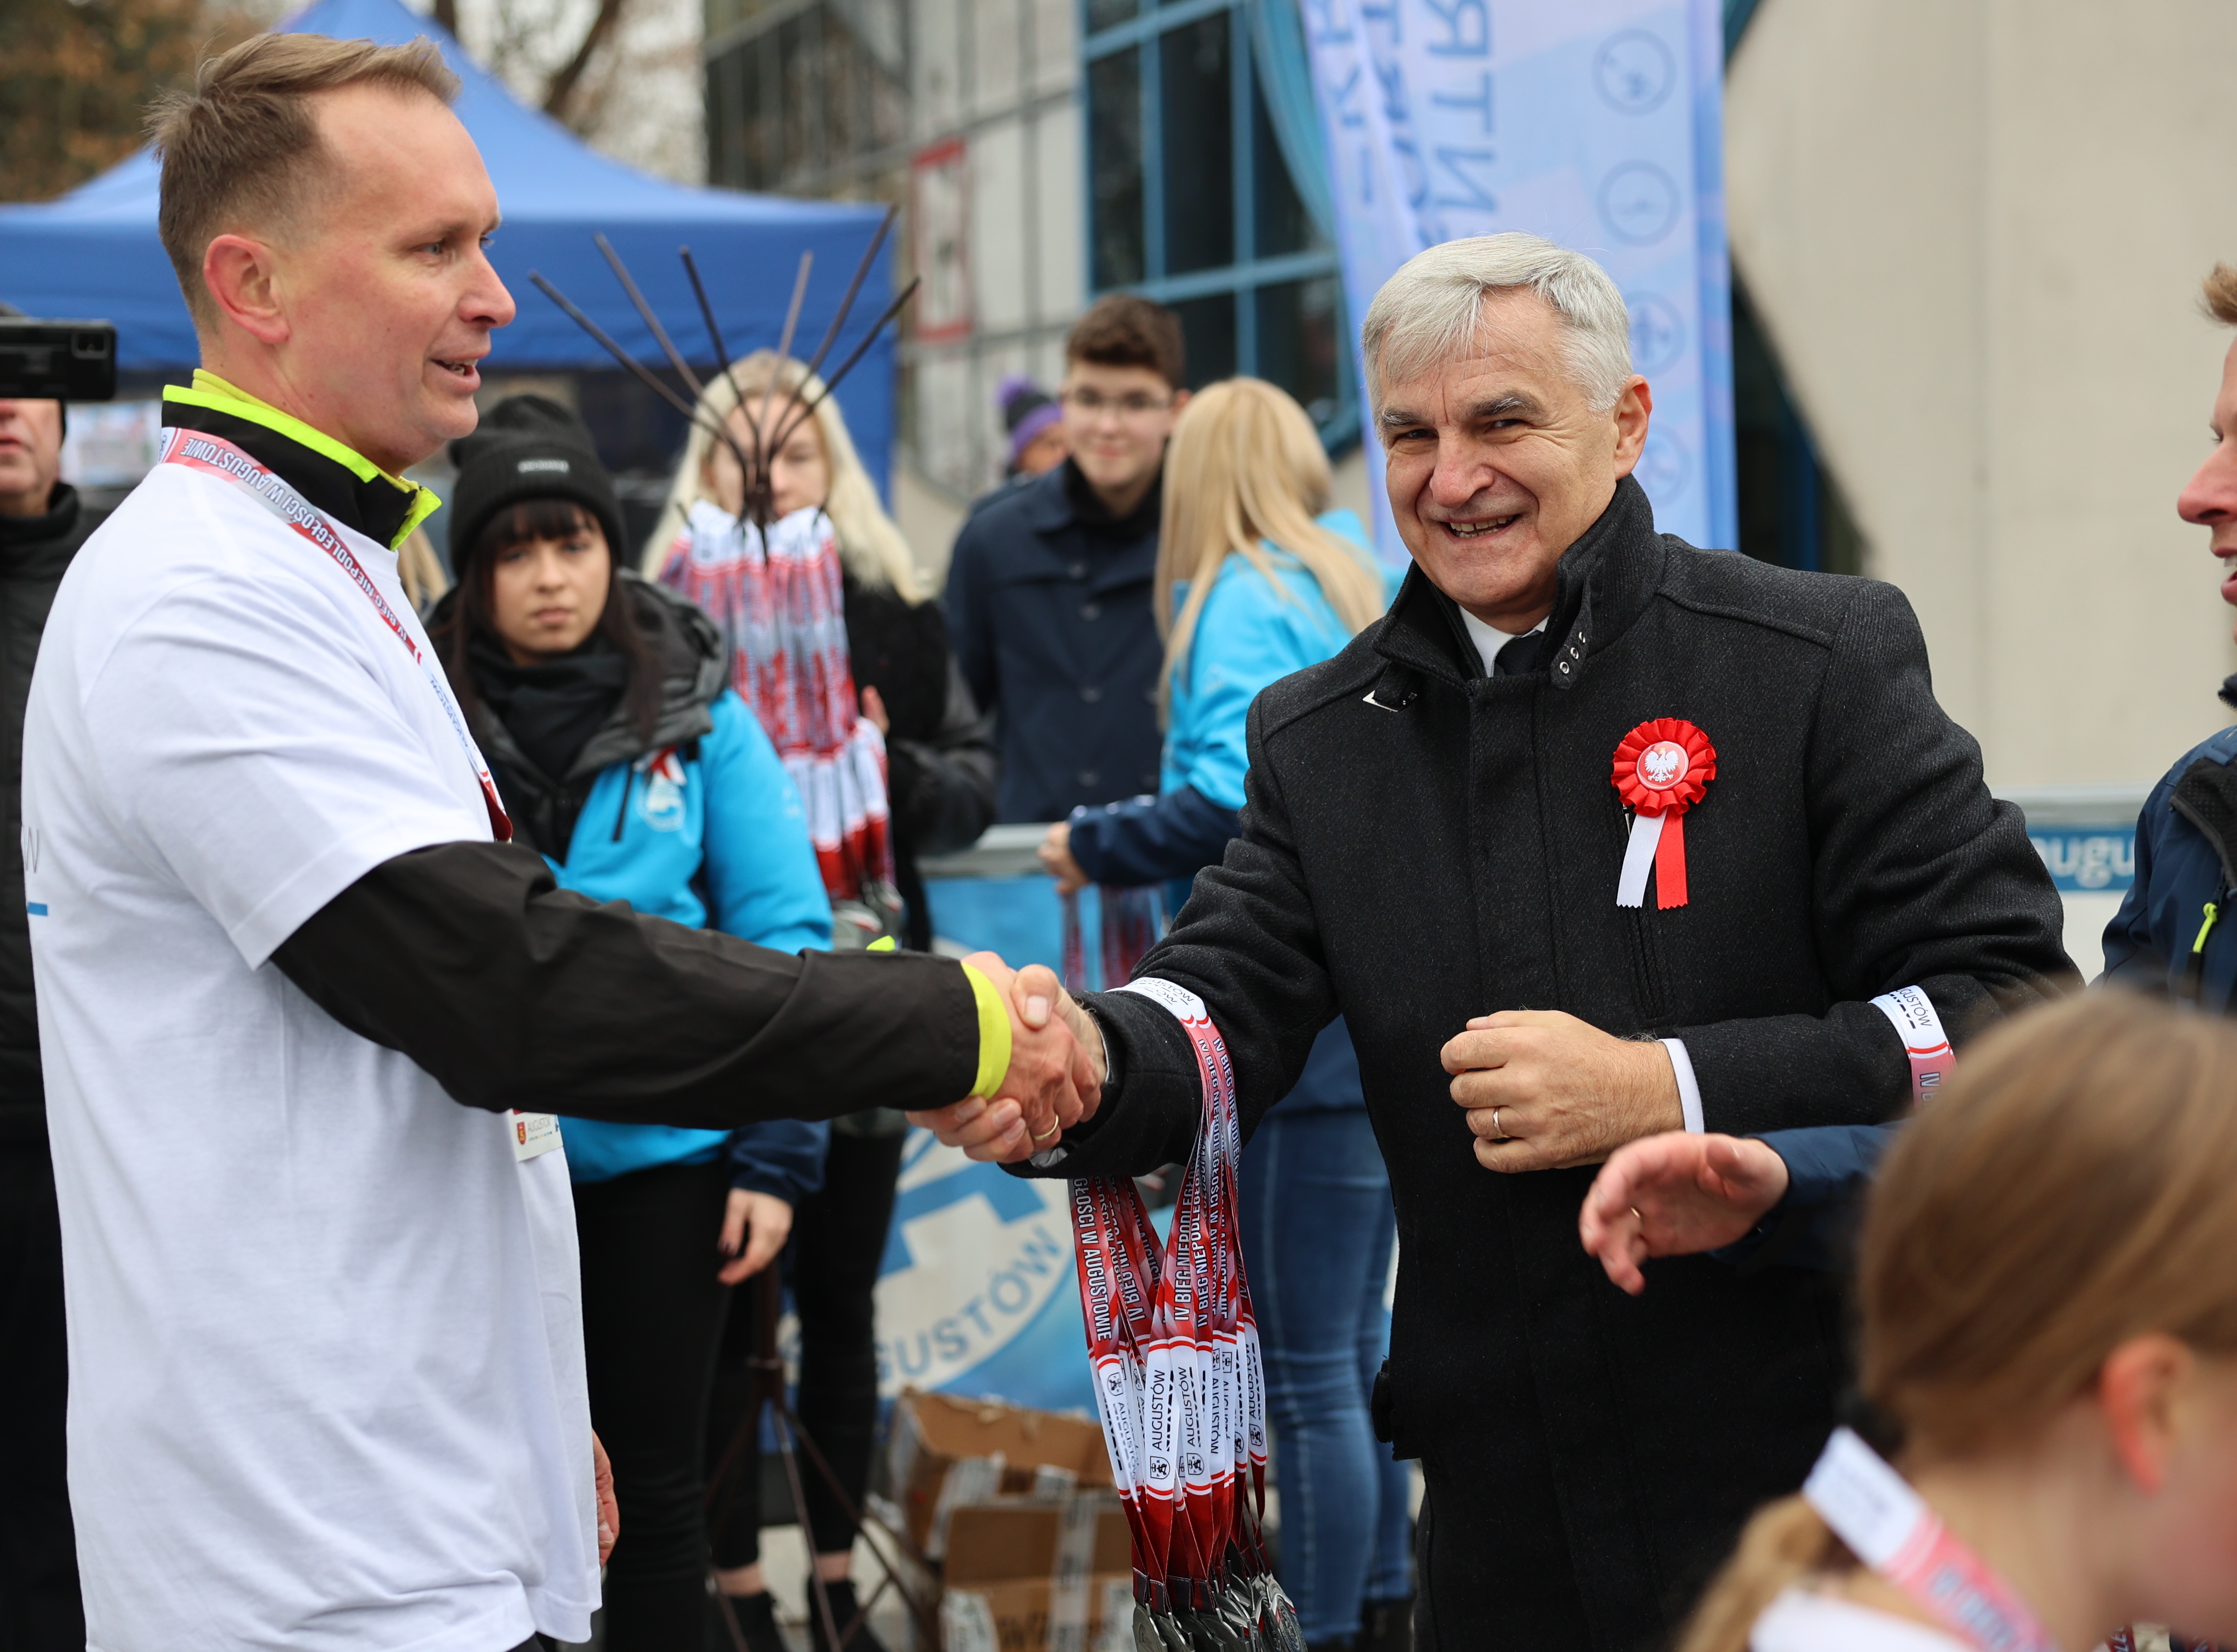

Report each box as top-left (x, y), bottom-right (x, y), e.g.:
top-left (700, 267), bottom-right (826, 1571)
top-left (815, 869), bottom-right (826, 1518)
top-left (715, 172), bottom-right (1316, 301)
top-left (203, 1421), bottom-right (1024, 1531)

top-left (912, 234), bottom-right (2072, 1651)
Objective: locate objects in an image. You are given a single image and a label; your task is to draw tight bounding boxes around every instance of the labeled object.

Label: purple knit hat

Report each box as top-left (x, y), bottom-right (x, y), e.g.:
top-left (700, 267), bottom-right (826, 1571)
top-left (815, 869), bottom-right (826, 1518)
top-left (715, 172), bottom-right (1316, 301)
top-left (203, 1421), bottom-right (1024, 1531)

top-left (999, 375), bottom-right (1062, 469)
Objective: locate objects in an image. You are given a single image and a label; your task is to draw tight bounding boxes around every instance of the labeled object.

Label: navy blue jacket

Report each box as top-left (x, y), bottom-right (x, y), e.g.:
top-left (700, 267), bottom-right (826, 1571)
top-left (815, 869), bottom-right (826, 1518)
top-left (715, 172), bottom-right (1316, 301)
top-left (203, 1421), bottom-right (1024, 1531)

top-left (944, 461), bottom-right (1165, 822)
top-left (1720, 1122), bottom-right (1896, 1272)
top-left (2102, 698), bottom-right (2237, 1010)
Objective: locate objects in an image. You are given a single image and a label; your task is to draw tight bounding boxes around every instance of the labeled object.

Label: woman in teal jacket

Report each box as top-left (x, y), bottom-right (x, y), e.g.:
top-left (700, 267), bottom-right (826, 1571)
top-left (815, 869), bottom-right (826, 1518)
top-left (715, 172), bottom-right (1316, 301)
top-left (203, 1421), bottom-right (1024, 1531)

top-left (1037, 380), bottom-right (1407, 1652)
top-left (434, 396), bottom-right (834, 1652)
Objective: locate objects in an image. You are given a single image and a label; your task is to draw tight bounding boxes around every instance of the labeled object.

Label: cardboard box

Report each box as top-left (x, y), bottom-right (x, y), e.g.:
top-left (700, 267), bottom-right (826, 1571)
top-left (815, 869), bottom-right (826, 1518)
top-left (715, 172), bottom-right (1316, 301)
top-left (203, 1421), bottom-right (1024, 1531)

top-left (938, 1574), bottom-right (1135, 1652)
top-left (939, 1496), bottom-right (1136, 1652)
top-left (944, 1499), bottom-right (1132, 1587)
top-left (885, 1390), bottom-right (1114, 1558)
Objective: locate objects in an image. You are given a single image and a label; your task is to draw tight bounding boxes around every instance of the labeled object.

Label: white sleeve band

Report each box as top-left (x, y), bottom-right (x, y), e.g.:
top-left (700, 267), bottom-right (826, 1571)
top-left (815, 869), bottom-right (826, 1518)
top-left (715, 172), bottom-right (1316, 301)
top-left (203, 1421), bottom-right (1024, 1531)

top-left (1661, 1038), bottom-right (1704, 1134)
top-left (1112, 976), bottom-right (1210, 1022)
top-left (1869, 985), bottom-right (1956, 1104)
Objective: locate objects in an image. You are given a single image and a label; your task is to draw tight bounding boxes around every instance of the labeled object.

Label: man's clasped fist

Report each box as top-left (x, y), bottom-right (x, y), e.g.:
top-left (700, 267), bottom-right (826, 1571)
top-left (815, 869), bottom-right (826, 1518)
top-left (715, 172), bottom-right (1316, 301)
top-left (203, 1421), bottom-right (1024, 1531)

top-left (908, 952), bottom-right (1108, 1161)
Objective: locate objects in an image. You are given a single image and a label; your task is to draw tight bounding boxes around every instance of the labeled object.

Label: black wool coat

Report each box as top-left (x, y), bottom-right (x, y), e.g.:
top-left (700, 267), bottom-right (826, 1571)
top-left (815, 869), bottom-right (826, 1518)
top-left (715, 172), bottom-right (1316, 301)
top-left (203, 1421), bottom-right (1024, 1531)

top-left (1023, 478), bottom-right (2072, 1651)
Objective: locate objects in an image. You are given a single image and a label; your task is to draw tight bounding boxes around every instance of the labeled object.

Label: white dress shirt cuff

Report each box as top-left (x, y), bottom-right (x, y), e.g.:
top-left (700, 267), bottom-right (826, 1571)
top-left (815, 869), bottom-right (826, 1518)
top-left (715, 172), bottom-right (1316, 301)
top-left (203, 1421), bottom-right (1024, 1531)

top-left (1660, 1038), bottom-right (1705, 1134)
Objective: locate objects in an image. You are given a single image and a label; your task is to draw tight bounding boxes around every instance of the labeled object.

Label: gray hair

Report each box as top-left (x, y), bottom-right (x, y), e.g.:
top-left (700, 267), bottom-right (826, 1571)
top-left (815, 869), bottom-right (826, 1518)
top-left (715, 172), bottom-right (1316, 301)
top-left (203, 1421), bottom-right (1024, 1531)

top-left (1361, 233), bottom-right (1634, 416)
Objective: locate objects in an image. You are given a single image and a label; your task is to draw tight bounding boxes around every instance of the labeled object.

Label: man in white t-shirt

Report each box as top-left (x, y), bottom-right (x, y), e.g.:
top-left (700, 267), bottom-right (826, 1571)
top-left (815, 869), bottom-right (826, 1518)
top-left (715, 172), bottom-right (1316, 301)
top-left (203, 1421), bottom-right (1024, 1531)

top-left (24, 33), bottom-right (1093, 1652)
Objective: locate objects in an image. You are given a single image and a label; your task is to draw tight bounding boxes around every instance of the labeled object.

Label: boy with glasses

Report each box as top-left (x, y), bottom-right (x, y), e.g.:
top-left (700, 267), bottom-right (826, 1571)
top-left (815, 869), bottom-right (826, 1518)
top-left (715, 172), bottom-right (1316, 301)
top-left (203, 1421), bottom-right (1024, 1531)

top-left (944, 296), bottom-right (1190, 823)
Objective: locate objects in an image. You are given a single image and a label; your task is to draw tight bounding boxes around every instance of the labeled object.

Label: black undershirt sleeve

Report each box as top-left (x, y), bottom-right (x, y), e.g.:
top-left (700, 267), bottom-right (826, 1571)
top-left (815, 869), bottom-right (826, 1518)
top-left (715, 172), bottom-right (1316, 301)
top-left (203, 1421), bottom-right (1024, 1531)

top-left (270, 840), bottom-right (981, 1124)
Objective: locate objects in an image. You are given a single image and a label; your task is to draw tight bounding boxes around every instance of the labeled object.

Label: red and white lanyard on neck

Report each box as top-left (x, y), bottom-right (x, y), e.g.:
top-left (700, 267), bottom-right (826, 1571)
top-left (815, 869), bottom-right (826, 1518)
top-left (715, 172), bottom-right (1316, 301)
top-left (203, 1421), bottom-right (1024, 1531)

top-left (161, 427), bottom-right (512, 844)
top-left (1805, 1427), bottom-right (2060, 1652)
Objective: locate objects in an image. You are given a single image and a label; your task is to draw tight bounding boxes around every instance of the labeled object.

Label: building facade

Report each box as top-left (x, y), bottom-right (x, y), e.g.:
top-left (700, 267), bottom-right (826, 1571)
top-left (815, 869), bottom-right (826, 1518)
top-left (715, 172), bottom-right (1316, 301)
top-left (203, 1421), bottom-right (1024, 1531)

top-left (701, 0), bottom-right (1358, 561)
top-left (1725, 0), bottom-right (2237, 800)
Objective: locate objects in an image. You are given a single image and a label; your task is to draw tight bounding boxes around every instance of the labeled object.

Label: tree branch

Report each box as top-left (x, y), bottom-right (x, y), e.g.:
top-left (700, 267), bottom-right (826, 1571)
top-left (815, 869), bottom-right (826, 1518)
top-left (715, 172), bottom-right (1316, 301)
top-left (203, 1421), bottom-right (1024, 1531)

top-left (542, 0), bottom-right (627, 124)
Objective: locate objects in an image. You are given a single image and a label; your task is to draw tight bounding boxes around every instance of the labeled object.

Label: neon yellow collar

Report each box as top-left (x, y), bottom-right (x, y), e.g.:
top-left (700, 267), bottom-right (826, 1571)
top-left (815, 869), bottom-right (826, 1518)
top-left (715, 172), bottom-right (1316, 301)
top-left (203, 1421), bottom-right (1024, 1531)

top-left (161, 371), bottom-right (441, 548)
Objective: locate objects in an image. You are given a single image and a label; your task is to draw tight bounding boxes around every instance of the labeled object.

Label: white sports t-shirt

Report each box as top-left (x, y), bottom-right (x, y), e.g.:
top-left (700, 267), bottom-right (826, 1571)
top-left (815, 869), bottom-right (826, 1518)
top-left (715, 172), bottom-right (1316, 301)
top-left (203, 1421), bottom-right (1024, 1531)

top-left (23, 454), bottom-right (599, 1652)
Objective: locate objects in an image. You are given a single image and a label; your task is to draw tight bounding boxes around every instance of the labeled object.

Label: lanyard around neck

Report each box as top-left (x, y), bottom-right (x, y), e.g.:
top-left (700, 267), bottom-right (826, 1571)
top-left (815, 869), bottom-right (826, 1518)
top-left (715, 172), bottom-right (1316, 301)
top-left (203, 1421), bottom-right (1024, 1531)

top-left (160, 426), bottom-right (512, 844)
top-left (1803, 1427), bottom-right (2060, 1652)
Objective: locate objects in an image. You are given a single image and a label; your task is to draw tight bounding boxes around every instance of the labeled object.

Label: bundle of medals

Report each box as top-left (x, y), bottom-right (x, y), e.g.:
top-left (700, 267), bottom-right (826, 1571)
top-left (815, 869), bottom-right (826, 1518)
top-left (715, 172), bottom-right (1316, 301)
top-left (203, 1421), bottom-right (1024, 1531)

top-left (1069, 979), bottom-right (1306, 1651)
top-left (1060, 886), bottom-right (1165, 993)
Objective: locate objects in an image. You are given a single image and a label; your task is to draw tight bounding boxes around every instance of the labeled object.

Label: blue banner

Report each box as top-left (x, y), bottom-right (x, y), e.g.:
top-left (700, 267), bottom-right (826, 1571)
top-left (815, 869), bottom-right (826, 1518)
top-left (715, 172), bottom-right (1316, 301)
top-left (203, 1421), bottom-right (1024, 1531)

top-left (2029, 828), bottom-right (2137, 895)
top-left (874, 1127), bottom-right (1094, 1411)
top-left (1302, 0), bottom-right (1737, 562)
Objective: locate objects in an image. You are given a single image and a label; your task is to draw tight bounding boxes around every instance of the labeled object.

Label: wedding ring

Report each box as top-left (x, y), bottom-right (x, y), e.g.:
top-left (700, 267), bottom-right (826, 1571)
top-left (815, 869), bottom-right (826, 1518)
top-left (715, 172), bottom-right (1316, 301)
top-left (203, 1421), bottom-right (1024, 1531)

top-left (1492, 1107), bottom-right (1507, 1141)
top-left (1031, 1121), bottom-right (1062, 1142)
top-left (1630, 1206), bottom-right (1644, 1225)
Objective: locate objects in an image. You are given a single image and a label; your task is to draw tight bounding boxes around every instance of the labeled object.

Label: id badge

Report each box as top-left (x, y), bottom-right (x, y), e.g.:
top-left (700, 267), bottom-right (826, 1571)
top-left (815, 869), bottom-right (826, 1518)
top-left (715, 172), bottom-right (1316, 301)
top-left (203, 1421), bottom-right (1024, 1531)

top-left (511, 1110), bottom-right (562, 1163)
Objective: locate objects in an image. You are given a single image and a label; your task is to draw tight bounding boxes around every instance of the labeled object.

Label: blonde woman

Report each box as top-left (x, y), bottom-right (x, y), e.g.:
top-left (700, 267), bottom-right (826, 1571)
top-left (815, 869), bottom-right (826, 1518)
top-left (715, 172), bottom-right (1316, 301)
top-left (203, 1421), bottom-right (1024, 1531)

top-left (1037, 378), bottom-right (1402, 1651)
top-left (1674, 991), bottom-right (2237, 1652)
top-left (650, 353), bottom-right (992, 1652)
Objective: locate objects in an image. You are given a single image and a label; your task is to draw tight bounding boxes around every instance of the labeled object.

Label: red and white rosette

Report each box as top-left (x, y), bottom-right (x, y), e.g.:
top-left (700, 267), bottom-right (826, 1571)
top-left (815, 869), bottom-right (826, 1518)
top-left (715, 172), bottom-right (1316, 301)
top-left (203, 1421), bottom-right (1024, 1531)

top-left (1611, 717), bottom-right (1716, 910)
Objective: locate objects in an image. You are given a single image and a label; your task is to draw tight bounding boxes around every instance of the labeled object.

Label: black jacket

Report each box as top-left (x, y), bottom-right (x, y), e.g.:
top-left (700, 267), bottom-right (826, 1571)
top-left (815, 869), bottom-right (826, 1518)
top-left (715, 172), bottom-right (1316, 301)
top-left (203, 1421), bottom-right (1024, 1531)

top-left (844, 574), bottom-right (997, 949)
top-left (943, 459), bottom-right (1165, 822)
top-left (1025, 479), bottom-right (2072, 1650)
top-left (1, 484), bottom-right (96, 1148)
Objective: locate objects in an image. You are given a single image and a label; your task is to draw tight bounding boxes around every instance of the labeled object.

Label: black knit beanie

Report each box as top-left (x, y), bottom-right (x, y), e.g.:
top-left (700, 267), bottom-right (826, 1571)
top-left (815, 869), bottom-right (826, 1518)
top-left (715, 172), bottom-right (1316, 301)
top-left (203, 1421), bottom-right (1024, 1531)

top-left (445, 394), bottom-right (626, 570)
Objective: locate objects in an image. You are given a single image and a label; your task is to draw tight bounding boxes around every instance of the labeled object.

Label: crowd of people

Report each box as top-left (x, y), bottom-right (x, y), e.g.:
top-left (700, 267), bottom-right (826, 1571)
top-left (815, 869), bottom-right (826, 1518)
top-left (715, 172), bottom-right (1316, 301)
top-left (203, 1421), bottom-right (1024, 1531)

top-left (10, 23), bottom-right (2237, 1652)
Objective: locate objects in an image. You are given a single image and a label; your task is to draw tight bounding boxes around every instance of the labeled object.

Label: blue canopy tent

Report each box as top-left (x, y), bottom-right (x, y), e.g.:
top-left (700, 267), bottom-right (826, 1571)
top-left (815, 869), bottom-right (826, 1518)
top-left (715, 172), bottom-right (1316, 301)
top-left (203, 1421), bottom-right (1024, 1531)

top-left (0, 0), bottom-right (895, 490)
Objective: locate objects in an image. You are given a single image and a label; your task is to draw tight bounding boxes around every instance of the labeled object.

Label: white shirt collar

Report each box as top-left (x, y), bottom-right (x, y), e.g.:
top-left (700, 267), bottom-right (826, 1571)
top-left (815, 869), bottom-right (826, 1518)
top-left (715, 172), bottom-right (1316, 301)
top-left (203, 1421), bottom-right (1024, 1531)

top-left (1456, 608), bottom-right (1549, 677)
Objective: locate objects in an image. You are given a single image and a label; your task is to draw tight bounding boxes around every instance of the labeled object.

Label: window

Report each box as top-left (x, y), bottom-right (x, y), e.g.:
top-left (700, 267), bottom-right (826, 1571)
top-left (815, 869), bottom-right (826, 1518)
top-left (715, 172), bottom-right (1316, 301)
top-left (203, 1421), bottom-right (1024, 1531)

top-left (1081, 0), bottom-right (1353, 442)
top-left (1731, 279), bottom-right (1861, 573)
top-left (705, 0), bottom-right (908, 197)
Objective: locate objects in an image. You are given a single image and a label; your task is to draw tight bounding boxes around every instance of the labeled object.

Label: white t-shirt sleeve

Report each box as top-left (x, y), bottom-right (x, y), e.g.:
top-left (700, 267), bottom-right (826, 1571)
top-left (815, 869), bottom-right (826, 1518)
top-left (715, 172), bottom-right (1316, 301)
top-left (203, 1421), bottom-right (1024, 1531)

top-left (81, 573), bottom-right (488, 970)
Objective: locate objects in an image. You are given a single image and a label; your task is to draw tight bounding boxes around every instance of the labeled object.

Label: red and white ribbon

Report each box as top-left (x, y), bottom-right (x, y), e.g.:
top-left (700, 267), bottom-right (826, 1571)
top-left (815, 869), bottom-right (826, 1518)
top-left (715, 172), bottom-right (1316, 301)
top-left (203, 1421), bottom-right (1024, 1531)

top-left (1804, 1427), bottom-right (2058, 1652)
top-left (1612, 718), bottom-right (1716, 910)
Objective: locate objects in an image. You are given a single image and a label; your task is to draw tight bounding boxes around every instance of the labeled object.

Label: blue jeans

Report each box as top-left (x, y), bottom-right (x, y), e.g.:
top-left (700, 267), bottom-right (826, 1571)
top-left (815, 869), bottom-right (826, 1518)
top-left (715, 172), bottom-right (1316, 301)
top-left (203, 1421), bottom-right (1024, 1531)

top-left (1240, 1105), bottom-right (1412, 1643)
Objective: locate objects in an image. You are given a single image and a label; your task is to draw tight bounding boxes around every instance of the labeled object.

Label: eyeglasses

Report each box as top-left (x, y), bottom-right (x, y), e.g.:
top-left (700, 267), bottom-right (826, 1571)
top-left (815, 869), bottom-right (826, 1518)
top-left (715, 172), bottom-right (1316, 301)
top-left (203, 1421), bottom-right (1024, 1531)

top-left (1061, 388), bottom-right (1175, 419)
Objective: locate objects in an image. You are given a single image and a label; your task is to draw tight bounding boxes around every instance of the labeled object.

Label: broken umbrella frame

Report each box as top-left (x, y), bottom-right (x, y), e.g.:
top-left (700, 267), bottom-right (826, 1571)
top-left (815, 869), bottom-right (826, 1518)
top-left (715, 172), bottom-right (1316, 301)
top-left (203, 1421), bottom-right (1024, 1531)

top-left (529, 205), bottom-right (919, 536)
top-left (531, 220), bottom-right (937, 1652)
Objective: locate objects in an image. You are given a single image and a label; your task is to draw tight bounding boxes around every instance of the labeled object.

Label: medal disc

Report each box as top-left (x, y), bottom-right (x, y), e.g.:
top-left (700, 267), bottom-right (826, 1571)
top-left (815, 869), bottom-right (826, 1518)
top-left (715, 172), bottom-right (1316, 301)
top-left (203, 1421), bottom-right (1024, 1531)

top-left (1635, 740), bottom-right (1690, 791)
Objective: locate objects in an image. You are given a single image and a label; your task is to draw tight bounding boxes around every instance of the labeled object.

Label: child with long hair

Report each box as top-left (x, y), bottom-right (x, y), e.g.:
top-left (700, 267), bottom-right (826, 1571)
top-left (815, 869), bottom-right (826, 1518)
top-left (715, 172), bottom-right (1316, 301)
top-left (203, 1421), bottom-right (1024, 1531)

top-left (1682, 990), bottom-right (2237, 1652)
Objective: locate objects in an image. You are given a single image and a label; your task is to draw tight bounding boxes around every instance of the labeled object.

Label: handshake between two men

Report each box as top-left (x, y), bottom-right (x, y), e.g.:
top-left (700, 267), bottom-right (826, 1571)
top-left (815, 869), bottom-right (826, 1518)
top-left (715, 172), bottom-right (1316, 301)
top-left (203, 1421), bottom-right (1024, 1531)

top-left (912, 953), bottom-right (1110, 1160)
top-left (912, 954), bottom-right (1703, 1178)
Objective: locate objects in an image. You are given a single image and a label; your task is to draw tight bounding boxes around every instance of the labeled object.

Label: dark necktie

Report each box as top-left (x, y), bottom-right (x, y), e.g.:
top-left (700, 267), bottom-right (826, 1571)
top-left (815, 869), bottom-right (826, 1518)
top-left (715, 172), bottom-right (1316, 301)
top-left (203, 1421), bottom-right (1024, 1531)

top-left (1493, 628), bottom-right (1551, 676)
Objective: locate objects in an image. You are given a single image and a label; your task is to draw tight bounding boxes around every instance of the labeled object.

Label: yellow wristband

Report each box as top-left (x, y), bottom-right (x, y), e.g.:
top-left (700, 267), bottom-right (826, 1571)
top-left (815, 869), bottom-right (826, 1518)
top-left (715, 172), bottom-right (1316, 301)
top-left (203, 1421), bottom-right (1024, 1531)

top-left (959, 963), bottom-right (1012, 1100)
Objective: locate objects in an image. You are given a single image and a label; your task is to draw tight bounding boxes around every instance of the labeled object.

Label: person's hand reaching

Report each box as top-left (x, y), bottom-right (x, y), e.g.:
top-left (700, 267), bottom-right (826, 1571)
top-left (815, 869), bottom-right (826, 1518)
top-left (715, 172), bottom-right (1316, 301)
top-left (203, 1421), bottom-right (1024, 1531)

top-left (859, 684), bottom-right (891, 736)
top-left (907, 952), bottom-right (1106, 1162)
top-left (715, 1188), bottom-right (794, 1284)
top-left (591, 1430), bottom-right (619, 1564)
top-left (1577, 1131), bottom-right (1792, 1295)
top-left (1038, 821), bottom-right (1091, 895)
